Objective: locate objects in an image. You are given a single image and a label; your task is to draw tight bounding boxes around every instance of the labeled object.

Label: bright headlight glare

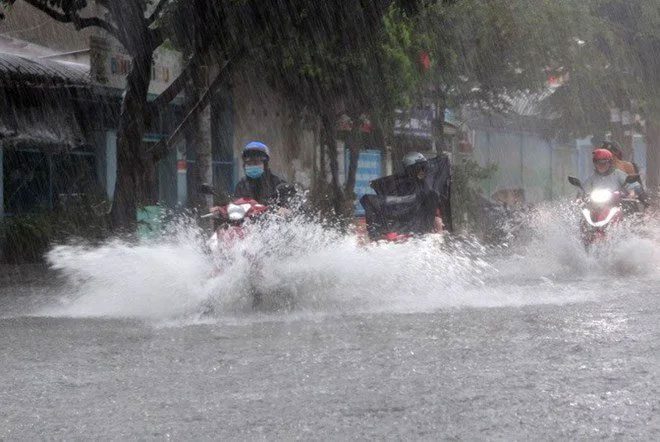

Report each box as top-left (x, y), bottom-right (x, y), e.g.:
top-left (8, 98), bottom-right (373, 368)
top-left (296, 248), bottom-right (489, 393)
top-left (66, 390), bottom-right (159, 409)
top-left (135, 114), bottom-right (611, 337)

top-left (227, 204), bottom-right (247, 221)
top-left (590, 189), bottom-right (613, 204)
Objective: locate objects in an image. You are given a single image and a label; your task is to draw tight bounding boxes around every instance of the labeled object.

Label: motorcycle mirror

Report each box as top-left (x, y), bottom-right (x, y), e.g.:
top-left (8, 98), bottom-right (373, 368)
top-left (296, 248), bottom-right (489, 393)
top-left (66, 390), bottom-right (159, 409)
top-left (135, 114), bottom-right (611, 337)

top-left (625, 174), bottom-right (641, 184)
top-left (568, 176), bottom-right (583, 188)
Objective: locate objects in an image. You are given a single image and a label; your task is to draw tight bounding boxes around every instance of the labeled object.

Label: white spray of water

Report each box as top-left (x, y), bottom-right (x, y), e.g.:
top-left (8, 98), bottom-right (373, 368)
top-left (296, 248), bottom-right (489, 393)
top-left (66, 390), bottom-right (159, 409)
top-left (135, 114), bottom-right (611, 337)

top-left (41, 202), bottom-right (659, 322)
top-left (43, 218), bottom-right (209, 319)
top-left (492, 201), bottom-right (660, 279)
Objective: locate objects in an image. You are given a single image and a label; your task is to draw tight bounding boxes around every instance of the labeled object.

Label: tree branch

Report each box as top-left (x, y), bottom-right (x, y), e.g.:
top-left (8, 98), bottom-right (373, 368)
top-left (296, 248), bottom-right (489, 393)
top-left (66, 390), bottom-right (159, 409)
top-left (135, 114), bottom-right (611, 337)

top-left (22, 0), bottom-right (120, 40)
top-left (149, 26), bottom-right (165, 51)
top-left (147, 0), bottom-right (169, 26)
top-left (148, 53), bottom-right (202, 115)
top-left (22, 0), bottom-right (69, 22)
top-left (149, 58), bottom-right (232, 162)
top-left (71, 15), bottom-right (119, 37)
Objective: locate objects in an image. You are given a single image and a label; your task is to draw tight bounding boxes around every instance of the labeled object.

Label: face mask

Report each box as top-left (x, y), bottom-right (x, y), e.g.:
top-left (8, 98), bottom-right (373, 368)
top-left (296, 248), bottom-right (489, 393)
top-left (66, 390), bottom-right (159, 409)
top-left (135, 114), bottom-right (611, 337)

top-left (245, 165), bottom-right (264, 179)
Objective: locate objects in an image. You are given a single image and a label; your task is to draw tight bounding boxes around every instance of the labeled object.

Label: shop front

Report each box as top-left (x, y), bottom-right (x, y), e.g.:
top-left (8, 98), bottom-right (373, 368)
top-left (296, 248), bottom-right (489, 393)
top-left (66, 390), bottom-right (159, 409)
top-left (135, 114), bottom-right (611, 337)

top-left (0, 40), bottom-right (186, 218)
top-left (0, 51), bottom-right (106, 216)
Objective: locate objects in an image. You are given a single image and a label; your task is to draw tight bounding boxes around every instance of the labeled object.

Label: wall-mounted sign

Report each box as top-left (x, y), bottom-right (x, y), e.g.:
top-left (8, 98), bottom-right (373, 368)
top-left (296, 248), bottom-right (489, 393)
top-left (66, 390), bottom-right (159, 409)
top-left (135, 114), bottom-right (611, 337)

top-left (394, 107), bottom-right (434, 139)
top-left (346, 149), bottom-right (382, 216)
top-left (90, 36), bottom-right (182, 96)
top-left (394, 106), bottom-right (457, 139)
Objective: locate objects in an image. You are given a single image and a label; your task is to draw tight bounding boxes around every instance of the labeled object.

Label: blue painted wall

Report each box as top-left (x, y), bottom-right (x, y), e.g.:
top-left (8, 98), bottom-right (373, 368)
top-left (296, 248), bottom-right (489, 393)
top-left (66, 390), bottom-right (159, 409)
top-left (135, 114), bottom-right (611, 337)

top-left (345, 149), bottom-right (382, 215)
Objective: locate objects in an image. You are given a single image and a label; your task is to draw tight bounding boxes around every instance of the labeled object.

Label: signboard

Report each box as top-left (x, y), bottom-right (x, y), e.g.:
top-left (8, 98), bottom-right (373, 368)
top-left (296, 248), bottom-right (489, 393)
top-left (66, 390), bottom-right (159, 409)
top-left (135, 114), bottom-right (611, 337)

top-left (90, 36), bottom-right (182, 96)
top-left (394, 106), bottom-right (457, 139)
top-left (345, 149), bottom-right (382, 216)
top-left (394, 107), bottom-right (434, 139)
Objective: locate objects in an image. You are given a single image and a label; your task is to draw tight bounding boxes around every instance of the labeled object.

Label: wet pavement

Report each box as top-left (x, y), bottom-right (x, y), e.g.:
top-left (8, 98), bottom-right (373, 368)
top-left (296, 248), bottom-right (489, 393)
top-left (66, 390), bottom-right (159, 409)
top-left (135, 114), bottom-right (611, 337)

top-left (1, 274), bottom-right (658, 440)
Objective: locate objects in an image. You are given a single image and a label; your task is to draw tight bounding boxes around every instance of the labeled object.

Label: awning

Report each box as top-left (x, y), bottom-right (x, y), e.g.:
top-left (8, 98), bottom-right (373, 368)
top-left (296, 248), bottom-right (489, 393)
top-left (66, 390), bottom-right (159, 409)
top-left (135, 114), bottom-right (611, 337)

top-left (0, 51), bottom-right (89, 87)
top-left (0, 100), bottom-right (88, 153)
top-left (0, 52), bottom-right (92, 152)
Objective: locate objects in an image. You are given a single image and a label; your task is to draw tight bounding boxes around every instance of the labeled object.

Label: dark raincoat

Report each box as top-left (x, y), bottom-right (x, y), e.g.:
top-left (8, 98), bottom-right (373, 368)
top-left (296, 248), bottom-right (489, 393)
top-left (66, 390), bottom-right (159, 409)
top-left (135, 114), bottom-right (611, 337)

top-left (360, 154), bottom-right (452, 240)
top-left (234, 170), bottom-right (287, 205)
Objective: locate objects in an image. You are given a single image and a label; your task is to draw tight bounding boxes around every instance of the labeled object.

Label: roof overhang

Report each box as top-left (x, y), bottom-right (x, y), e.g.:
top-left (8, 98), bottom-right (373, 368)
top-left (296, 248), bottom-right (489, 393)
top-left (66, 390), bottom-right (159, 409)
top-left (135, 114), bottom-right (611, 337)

top-left (0, 99), bottom-right (87, 153)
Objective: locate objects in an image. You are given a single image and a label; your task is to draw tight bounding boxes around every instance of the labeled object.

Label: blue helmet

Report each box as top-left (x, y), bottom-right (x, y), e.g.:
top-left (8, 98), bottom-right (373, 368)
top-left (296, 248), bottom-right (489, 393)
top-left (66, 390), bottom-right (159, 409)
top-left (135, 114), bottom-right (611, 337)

top-left (242, 141), bottom-right (270, 160)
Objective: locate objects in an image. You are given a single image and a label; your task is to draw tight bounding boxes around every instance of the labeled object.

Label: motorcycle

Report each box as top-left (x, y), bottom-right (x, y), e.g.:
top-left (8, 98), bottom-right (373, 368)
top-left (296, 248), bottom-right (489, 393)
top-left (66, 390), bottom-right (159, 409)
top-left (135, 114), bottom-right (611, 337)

top-left (200, 184), bottom-right (296, 310)
top-left (200, 183), bottom-right (296, 252)
top-left (359, 191), bottom-right (446, 245)
top-left (567, 175), bottom-right (642, 246)
top-left (203, 197), bottom-right (268, 254)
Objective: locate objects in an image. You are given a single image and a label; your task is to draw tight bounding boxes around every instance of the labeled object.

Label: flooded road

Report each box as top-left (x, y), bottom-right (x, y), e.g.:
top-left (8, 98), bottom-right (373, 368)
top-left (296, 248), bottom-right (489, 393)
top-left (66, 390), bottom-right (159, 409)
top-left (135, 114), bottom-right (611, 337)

top-left (1, 210), bottom-right (659, 439)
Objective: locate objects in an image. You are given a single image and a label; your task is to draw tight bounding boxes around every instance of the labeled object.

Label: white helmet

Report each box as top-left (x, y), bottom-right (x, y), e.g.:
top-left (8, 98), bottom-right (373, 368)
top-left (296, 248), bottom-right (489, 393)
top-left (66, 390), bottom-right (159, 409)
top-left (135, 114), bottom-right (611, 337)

top-left (403, 151), bottom-right (428, 168)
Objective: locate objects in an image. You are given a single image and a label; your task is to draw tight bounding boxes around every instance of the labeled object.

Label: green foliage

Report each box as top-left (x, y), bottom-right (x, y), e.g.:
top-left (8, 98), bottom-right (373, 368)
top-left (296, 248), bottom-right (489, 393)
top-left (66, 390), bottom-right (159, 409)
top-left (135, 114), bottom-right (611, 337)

top-left (538, 0), bottom-right (660, 137)
top-left (411, 0), bottom-right (586, 109)
top-left (378, 5), bottom-right (420, 112)
top-left (217, 1), bottom-right (425, 128)
top-left (451, 157), bottom-right (497, 230)
top-left (0, 213), bottom-right (53, 263)
top-left (52, 192), bottom-right (111, 240)
top-left (0, 194), bottom-right (110, 263)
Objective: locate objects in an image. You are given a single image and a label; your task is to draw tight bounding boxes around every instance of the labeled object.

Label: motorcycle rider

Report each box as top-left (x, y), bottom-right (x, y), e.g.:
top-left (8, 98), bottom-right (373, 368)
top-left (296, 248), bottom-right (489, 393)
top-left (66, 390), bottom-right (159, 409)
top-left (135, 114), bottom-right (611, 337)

top-left (401, 152), bottom-right (444, 233)
top-left (234, 141), bottom-right (289, 205)
top-left (582, 148), bottom-right (631, 195)
top-left (601, 140), bottom-right (648, 206)
top-left (601, 141), bottom-right (636, 175)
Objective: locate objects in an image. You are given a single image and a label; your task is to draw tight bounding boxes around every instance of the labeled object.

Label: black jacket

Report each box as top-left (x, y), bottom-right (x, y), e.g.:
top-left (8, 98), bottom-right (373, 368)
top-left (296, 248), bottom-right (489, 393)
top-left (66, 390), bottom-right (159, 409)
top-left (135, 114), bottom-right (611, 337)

top-left (234, 170), bottom-right (287, 205)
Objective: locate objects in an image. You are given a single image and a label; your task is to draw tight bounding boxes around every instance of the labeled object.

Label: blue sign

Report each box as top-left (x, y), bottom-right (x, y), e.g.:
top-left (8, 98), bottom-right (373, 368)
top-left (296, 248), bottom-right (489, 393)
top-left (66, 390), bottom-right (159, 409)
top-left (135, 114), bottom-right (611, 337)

top-left (346, 149), bottom-right (382, 216)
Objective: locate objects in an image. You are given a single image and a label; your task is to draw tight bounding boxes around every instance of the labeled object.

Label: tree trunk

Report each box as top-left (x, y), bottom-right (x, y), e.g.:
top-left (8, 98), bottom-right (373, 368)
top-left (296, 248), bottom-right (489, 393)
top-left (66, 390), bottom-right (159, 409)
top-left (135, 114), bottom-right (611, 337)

top-left (318, 122), bottom-right (327, 179)
top-left (149, 59), bottom-right (232, 163)
top-left (188, 64), bottom-right (214, 211)
top-left (646, 119), bottom-right (660, 193)
top-left (435, 93), bottom-right (447, 152)
top-left (110, 52), bottom-right (153, 231)
top-left (321, 113), bottom-right (344, 216)
top-left (344, 129), bottom-right (360, 205)
top-left (106, 1), bottom-right (159, 232)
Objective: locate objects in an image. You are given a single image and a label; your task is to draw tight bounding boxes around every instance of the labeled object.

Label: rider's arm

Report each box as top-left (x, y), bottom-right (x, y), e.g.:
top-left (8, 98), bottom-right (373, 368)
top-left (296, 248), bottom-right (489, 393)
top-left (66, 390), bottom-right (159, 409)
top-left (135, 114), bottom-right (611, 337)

top-left (581, 175), bottom-right (594, 197)
top-left (616, 170), bottom-right (635, 195)
top-left (434, 208), bottom-right (444, 233)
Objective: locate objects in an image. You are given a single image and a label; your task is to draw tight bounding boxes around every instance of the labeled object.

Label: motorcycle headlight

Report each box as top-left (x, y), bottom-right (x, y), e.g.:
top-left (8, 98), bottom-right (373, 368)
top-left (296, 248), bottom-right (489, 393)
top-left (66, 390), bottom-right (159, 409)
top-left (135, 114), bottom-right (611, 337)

top-left (590, 189), bottom-right (613, 204)
top-left (227, 203), bottom-right (248, 221)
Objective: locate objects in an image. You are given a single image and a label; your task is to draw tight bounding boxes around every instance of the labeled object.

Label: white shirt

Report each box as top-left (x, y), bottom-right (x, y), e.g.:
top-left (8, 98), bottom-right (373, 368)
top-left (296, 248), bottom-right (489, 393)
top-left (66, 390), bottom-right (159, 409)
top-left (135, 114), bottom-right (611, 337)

top-left (583, 168), bottom-right (629, 194)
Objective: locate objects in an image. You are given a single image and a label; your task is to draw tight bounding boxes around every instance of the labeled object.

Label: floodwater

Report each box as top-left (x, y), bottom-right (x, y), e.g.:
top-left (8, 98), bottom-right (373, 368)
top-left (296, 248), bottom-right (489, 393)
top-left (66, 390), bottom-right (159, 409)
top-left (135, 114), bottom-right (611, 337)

top-left (1, 205), bottom-right (659, 440)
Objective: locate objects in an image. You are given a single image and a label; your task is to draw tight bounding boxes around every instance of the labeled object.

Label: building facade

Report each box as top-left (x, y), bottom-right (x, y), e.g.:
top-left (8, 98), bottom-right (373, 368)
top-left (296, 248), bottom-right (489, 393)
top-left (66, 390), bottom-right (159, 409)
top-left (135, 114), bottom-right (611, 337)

top-left (462, 96), bottom-right (647, 206)
top-left (0, 2), bottom-right (321, 218)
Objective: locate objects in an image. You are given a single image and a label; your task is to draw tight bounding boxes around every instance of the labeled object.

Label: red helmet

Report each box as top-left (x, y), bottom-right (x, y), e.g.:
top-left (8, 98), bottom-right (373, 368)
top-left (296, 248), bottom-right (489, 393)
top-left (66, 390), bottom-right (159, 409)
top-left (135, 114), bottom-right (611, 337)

top-left (592, 148), bottom-right (613, 162)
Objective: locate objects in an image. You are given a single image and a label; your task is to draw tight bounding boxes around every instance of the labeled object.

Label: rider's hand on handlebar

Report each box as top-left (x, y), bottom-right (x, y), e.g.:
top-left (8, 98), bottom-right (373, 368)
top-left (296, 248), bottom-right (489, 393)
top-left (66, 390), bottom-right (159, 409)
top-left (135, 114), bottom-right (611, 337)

top-left (209, 206), bottom-right (224, 216)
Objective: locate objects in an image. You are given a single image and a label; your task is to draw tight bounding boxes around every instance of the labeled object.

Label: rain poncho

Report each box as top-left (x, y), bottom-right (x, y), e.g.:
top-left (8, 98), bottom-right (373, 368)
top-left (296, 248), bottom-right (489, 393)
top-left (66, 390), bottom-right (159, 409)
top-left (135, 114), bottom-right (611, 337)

top-left (360, 154), bottom-right (452, 240)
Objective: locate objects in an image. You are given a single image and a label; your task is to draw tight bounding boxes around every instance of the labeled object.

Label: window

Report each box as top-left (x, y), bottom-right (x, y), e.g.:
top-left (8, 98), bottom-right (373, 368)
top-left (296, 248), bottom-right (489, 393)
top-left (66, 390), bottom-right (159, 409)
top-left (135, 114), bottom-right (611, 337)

top-left (3, 148), bottom-right (98, 214)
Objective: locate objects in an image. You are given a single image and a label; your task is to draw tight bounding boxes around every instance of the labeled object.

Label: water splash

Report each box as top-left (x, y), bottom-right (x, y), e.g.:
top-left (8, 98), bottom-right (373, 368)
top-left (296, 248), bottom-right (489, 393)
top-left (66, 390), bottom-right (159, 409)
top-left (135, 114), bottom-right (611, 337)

top-left (492, 201), bottom-right (660, 279)
top-left (40, 202), bottom-right (659, 322)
